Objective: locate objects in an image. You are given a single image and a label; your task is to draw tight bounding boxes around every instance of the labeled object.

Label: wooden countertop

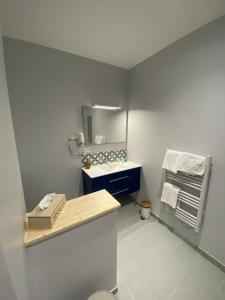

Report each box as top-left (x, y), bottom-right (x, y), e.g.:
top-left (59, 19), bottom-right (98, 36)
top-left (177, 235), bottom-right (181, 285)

top-left (24, 190), bottom-right (121, 247)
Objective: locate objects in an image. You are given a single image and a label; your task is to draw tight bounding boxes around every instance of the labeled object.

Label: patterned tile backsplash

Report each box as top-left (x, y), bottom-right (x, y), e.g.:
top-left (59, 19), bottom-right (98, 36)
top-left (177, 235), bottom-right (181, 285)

top-left (81, 149), bottom-right (127, 166)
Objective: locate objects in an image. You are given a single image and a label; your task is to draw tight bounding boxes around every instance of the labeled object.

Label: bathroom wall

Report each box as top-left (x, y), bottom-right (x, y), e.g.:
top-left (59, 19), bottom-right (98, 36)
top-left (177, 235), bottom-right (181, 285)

top-left (0, 26), bottom-right (119, 300)
top-left (3, 38), bottom-right (128, 211)
top-left (4, 11), bottom-right (225, 269)
top-left (0, 22), bottom-right (32, 300)
top-left (128, 15), bottom-right (225, 265)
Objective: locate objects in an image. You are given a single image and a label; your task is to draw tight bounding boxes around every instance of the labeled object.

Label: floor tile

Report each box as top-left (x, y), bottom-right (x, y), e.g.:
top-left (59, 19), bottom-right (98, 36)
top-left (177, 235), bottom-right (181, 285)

top-left (168, 284), bottom-right (196, 300)
top-left (217, 279), bottom-right (225, 299)
top-left (116, 289), bottom-right (135, 300)
top-left (116, 203), bottom-right (225, 300)
top-left (117, 255), bottom-right (142, 286)
top-left (121, 269), bottom-right (164, 300)
top-left (182, 274), bottom-right (224, 300)
top-left (191, 253), bottom-right (225, 286)
top-left (117, 241), bottom-right (129, 265)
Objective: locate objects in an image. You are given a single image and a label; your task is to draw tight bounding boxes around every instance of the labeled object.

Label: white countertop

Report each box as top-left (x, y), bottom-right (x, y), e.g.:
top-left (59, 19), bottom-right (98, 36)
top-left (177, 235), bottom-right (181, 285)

top-left (82, 161), bottom-right (141, 178)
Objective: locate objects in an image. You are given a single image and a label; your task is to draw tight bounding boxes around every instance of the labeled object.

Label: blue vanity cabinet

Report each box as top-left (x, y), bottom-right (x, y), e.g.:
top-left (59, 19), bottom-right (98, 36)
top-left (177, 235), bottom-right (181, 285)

top-left (83, 167), bottom-right (141, 197)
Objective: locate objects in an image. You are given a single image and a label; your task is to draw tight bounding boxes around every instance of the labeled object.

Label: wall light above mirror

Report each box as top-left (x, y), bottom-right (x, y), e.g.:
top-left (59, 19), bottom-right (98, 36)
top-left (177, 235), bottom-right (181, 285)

top-left (82, 105), bottom-right (127, 145)
top-left (92, 104), bottom-right (121, 110)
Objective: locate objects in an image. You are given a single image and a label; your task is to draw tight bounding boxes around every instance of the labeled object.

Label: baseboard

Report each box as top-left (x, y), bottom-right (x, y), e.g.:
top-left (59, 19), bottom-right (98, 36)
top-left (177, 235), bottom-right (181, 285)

top-left (150, 211), bottom-right (225, 272)
top-left (110, 286), bottom-right (118, 295)
top-left (198, 248), bottom-right (225, 272)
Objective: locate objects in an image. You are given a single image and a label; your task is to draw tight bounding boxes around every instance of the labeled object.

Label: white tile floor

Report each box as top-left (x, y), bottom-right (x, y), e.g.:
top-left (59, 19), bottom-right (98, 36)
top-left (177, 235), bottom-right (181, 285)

top-left (116, 203), bottom-right (225, 300)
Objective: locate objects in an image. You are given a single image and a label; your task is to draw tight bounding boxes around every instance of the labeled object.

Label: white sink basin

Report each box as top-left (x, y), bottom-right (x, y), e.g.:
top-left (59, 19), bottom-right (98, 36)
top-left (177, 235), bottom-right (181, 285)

top-left (82, 161), bottom-right (141, 179)
top-left (98, 162), bottom-right (126, 172)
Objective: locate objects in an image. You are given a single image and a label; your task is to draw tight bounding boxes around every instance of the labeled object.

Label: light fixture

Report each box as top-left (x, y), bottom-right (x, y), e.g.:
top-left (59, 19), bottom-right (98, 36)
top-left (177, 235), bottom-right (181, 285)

top-left (92, 104), bottom-right (121, 110)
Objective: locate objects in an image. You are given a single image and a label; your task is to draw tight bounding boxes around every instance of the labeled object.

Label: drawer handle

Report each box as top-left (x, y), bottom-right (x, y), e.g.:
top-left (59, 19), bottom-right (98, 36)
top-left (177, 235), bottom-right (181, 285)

top-left (109, 176), bottom-right (130, 183)
top-left (112, 188), bottom-right (129, 196)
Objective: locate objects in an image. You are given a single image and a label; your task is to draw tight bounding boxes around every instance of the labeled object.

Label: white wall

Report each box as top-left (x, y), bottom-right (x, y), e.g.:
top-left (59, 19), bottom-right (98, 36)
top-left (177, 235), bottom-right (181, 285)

top-left (128, 16), bottom-right (225, 265)
top-left (0, 20), bottom-right (32, 300)
top-left (27, 212), bottom-right (117, 300)
top-left (3, 38), bottom-right (128, 211)
top-left (0, 25), bottom-right (120, 300)
top-left (3, 6), bottom-right (225, 272)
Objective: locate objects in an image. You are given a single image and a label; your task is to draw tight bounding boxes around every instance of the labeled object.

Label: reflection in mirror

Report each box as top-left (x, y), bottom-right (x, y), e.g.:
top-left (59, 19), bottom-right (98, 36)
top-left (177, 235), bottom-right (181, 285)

top-left (82, 106), bottom-right (127, 144)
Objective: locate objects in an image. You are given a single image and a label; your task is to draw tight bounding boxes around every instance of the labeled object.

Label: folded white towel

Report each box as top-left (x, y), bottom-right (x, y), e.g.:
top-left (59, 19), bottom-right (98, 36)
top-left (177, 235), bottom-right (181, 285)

top-left (177, 152), bottom-right (206, 176)
top-left (162, 149), bottom-right (182, 173)
top-left (38, 193), bottom-right (56, 210)
top-left (161, 182), bottom-right (180, 209)
top-left (94, 135), bottom-right (103, 144)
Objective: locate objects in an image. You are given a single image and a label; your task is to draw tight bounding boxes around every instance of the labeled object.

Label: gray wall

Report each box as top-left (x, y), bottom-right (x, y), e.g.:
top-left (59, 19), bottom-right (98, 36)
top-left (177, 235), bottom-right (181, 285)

top-left (3, 13), bottom-right (225, 267)
top-left (128, 16), bottom-right (225, 265)
top-left (3, 38), bottom-right (128, 211)
top-left (27, 212), bottom-right (117, 300)
top-left (0, 22), bottom-right (31, 300)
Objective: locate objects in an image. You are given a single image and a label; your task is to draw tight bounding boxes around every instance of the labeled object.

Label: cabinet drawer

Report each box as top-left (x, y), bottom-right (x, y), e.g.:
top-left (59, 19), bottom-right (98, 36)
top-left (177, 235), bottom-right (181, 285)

top-left (108, 175), bottom-right (130, 195)
top-left (91, 168), bottom-right (141, 196)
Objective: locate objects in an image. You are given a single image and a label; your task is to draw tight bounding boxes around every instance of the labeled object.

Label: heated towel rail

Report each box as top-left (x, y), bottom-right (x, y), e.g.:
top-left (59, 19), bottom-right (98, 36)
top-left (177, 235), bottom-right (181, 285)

top-left (161, 155), bottom-right (212, 233)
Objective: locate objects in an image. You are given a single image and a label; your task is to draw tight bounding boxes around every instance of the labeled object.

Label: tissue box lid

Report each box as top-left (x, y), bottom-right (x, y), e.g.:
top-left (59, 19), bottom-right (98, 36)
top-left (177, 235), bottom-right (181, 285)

top-left (27, 194), bottom-right (66, 229)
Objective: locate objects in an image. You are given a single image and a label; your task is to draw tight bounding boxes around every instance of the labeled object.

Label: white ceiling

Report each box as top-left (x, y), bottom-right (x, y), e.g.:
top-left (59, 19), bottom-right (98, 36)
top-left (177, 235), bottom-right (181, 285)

top-left (1, 0), bottom-right (225, 69)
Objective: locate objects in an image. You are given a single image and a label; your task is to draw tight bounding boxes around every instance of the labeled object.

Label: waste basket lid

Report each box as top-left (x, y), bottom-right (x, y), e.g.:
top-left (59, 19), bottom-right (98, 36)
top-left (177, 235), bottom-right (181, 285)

top-left (140, 201), bottom-right (151, 208)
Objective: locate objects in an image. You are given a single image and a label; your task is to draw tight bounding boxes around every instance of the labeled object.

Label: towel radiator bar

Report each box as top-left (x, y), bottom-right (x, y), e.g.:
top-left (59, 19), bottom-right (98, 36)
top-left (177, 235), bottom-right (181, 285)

top-left (161, 155), bottom-right (212, 233)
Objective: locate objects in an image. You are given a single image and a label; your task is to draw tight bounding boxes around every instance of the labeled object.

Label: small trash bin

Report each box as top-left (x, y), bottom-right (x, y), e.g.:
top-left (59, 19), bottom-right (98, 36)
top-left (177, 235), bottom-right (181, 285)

top-left (140, 201), bottom-right (151, 220)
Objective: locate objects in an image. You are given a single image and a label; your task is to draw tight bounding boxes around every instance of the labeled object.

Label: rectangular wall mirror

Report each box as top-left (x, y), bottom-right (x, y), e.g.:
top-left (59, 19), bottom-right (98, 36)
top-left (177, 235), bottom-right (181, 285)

top-left (82, 106), bottom-right (127, 144)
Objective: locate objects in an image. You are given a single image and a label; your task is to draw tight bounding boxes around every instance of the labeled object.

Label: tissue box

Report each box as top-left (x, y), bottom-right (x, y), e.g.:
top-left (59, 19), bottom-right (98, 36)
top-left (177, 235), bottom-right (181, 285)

top-left (27, 194), bottom-right (66, 230)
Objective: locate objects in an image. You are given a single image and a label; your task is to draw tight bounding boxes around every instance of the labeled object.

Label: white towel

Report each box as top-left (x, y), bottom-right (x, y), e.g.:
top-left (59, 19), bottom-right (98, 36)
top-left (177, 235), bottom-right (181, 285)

top-left (94, 135), bottom-right (103, 144)
top-left (38, 193), bottom-right (55, 210)
top-left (161, 182), bottom-right (180, 209)
top-left (177, 152), bottom-right (206, 176)
top-left (162, 149), bottom-right (182, 173)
